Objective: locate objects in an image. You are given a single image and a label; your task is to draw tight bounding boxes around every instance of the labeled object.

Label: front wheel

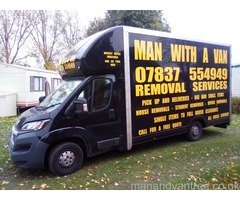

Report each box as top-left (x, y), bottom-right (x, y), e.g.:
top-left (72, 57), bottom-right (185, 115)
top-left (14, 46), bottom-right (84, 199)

top-left (186, 121), bottom-right (202, 141)
top-left (48, 142), bottom-right (84, 176)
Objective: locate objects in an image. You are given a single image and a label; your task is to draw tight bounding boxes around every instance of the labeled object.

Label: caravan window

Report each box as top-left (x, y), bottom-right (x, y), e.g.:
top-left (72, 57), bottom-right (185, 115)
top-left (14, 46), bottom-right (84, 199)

top-left (30, 76), bottom-right (45, 92)
top-left (52, 78), bottom-right (62, 90)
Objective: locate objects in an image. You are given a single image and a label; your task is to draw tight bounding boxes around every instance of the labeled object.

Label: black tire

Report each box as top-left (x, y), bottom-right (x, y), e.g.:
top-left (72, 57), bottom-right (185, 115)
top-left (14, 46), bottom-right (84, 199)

top-left (48, 142), bottom-right (83, 176)
top-left (186, 121), bottom-right (202, 141)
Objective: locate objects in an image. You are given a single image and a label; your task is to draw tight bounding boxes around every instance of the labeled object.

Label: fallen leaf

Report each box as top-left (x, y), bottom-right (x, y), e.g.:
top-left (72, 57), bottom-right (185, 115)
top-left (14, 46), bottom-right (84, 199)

top-left (230, 162), bottom-right (236, 167)
top-left (189, 175), bottom-right (197, 182)
top-left (40, 183), bottom-right (47, 189)
top-left (145, 169), bottom-right (150, 174)
top-left (211, 178), bottom-right (218, 183)
top-left (1, 180), bottom-right (9, 185)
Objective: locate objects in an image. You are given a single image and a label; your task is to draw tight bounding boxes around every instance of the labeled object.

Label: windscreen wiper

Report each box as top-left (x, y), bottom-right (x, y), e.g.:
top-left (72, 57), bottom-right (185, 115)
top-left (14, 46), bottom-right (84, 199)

top-left (45, 103), bottom-right (61, 110)
top-left (36, 105), bottom-right (46, 111)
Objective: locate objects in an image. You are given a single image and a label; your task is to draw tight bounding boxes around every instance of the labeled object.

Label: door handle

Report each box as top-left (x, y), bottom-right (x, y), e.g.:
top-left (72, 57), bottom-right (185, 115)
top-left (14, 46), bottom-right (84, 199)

top-left (109, 109), bottom-right (115, 119)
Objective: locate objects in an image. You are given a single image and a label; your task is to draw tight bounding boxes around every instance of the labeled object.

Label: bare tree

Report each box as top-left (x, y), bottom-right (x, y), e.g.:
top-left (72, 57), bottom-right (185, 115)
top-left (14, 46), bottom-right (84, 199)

top-left (30, 10), bottom-right (66, 70)
top-left (30, 10), bottom-right (86, 70)
top-left (60, 11), bottom-right (84, 51)
top-left (0, 10), bottom-right (34, 64)
top-left (0, 10), bottom-right (86, 69)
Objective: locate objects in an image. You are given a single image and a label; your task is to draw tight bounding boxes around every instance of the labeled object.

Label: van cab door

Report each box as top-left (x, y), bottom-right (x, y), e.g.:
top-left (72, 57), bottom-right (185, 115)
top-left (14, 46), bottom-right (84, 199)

top-left (64, 75), bottom-right (122, 153)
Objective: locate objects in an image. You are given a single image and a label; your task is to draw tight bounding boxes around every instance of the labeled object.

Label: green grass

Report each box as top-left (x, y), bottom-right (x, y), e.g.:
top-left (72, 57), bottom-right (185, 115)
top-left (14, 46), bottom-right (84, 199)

top-left (0, 115), bottom-right (240, 190)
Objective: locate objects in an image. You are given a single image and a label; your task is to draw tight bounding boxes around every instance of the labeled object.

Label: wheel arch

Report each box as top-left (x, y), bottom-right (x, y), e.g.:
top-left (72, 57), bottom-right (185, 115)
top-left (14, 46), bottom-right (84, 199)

top-left (189, 116), bottom-right (207, 128)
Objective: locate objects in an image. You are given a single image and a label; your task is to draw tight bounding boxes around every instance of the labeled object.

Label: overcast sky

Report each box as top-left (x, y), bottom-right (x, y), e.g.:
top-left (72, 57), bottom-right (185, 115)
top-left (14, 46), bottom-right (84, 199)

top-left (163, 2), bottom-right (240, 65)
top-left (4, 0), bottom-right (240, 64)
top-left (77, 0), bottom-right (239, 64)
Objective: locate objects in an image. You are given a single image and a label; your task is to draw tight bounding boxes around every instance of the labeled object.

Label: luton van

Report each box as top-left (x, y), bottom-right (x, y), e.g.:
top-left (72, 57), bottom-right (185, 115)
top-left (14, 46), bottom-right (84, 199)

top-left (9, 26), bottom-right (231, 176)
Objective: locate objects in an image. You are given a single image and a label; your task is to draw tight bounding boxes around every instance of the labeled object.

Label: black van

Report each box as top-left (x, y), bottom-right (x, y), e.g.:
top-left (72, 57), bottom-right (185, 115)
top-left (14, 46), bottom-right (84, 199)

top-left (9, 26), bottom-right (231, 176)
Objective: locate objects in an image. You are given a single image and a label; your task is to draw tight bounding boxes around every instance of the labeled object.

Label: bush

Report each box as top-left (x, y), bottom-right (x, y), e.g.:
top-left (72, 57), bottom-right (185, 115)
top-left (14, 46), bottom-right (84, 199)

top-left (232, 96), bottom-right (240, 114)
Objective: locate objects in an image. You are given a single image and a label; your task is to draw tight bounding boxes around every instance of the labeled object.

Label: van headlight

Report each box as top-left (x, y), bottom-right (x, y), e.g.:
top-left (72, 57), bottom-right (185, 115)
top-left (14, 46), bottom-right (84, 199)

top-left (20, 119), bottom-right (50, 131)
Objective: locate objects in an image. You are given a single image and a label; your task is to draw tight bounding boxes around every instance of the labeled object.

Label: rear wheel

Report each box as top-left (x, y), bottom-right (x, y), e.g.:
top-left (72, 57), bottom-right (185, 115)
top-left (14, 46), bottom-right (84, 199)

top-left (186, 121), bottom-right (202, 141)
top-left (48, 142), bottom-right (83, 176)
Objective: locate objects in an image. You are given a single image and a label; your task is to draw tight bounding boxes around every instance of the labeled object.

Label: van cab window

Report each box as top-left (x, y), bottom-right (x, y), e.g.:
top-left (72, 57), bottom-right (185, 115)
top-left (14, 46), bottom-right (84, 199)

top-left (79, 78), bottom-right (112, 111)
top-left (39, 79), bottom-right (82, 109)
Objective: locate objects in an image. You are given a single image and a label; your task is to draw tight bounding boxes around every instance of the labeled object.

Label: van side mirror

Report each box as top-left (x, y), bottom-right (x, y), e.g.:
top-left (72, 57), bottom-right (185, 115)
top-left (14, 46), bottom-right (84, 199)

top-left (39, 96), bottom-right (46, 103)
top-left (65, 97), bottom-right (88, 116)
top-left (74, 98), bottom-right (89, 114)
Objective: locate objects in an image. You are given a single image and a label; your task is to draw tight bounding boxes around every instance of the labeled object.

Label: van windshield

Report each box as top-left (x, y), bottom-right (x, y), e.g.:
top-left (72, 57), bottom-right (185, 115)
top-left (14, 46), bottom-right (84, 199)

top-left (38, 79), bottom-right (82, 109)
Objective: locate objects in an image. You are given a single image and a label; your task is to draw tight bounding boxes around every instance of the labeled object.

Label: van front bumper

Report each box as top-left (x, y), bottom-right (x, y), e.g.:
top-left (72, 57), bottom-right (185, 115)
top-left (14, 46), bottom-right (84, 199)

top-left (9, 126), bottom-right (49, 169)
